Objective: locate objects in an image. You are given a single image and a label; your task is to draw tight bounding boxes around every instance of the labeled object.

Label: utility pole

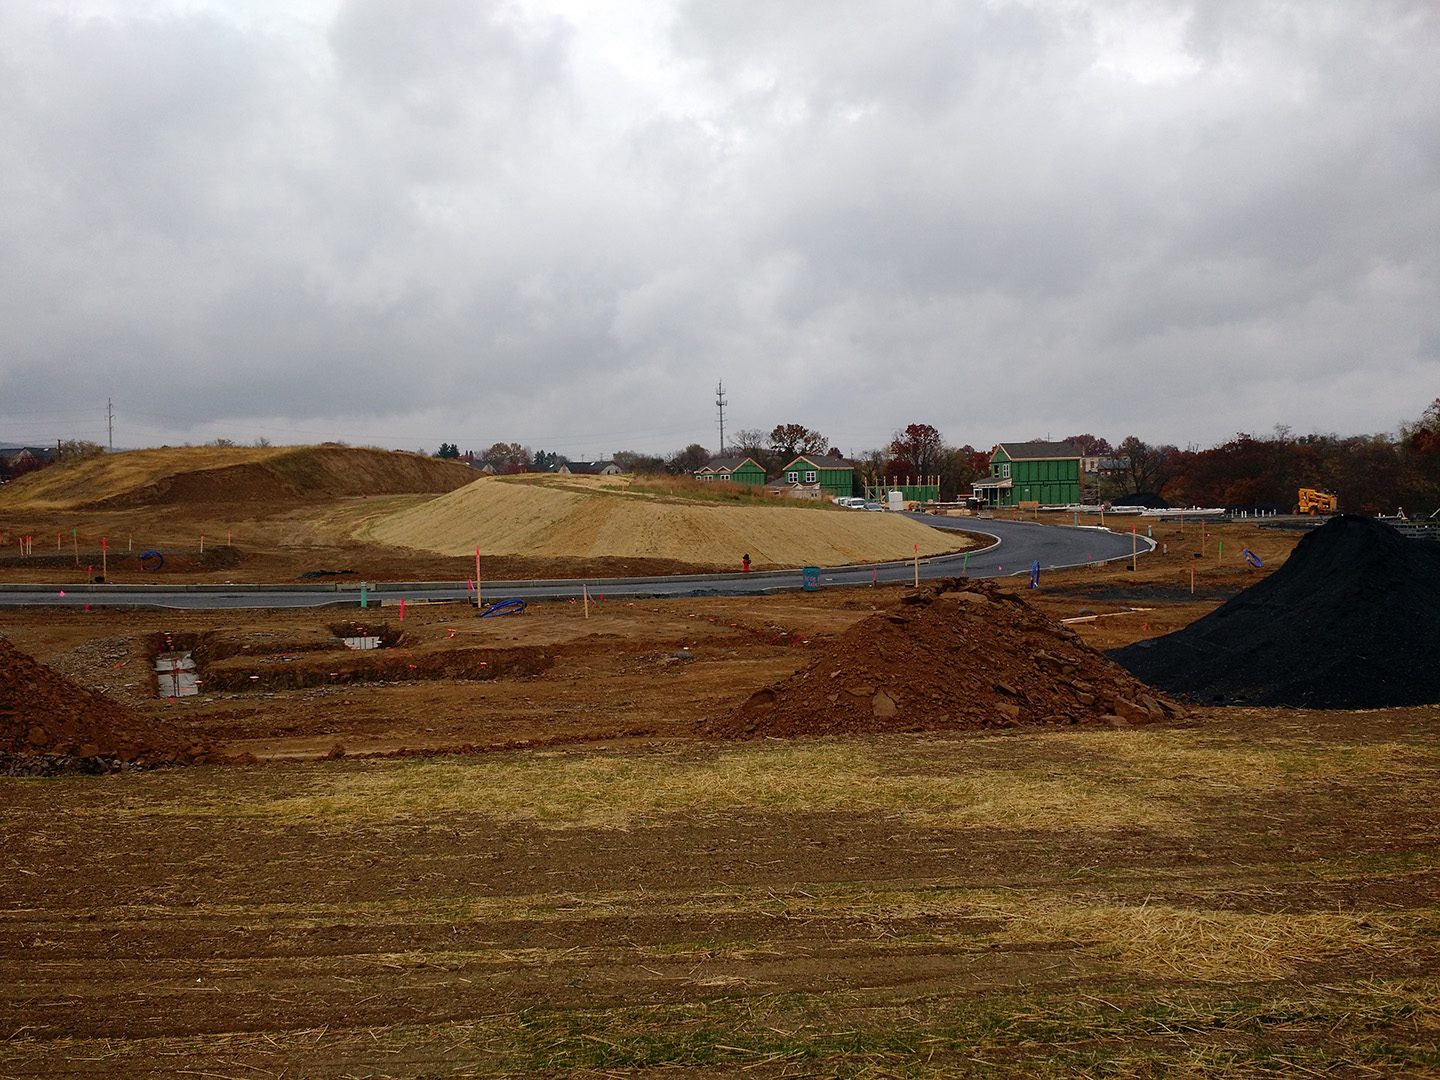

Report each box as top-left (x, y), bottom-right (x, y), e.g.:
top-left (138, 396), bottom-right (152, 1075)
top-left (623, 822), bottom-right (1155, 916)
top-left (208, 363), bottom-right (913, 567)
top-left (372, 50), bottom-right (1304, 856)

top-left (107, 398), bottom-right (114, 449)
top-left (715, 381), bottom-right (727, 454)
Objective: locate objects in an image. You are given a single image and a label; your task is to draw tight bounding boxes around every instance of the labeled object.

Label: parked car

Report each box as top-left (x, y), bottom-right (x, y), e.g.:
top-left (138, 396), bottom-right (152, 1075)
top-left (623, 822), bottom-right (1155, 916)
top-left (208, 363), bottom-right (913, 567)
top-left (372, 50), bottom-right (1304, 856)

top-left (861, 502), bottom-right (886, 512)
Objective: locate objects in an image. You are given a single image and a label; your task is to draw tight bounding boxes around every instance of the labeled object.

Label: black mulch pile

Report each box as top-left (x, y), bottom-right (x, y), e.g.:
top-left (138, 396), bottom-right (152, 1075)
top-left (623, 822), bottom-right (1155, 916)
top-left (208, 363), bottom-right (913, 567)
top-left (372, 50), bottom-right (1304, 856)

top-left (1111, 515), bottom-right (1440, 708)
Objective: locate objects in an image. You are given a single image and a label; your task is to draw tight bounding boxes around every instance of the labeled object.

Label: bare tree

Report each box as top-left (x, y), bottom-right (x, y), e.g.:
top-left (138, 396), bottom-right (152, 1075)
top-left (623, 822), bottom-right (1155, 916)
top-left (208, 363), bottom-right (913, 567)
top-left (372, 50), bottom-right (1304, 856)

top-left (483, 442), bottom-right (533, 473)
top-left (887, 423), bottom-right (945, 479)
top-left (57, 439), bottom-right (105, 462)
top-left (768, 423), bottom-right (828, 459)
top-left (665, 443), bottom-right (711, 475)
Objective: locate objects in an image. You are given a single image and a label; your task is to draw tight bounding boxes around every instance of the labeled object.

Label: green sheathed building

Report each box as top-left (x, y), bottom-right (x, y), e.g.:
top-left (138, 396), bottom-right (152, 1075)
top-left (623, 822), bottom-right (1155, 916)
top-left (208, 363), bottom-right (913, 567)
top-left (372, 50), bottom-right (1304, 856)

top-left (775, 454), bottom-right (856, 500)
top-left (974, 442), bottom-right (1082, 507)
top-left (694, 456), bottom-right (767, 487)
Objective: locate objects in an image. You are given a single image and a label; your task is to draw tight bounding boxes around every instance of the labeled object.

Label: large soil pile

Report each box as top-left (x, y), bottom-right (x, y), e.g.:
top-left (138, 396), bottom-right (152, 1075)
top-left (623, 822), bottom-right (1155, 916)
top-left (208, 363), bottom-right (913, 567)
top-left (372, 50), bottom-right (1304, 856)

top-left (1112, 515), bottom-right (1440, 708)
top-left (0, 637), bottom-right (224, 774)
top-left (0, 445), bottom-right (475, 511)
top-left (368, 474), bottom-right (972, 568)
top-left (707, 578), bottom-right (1183, 738)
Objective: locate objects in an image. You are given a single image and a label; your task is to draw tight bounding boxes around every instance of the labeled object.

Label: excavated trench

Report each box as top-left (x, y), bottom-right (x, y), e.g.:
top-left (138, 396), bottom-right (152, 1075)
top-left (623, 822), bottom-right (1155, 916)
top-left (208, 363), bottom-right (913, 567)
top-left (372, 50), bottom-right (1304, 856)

top-left (143, 627), bottom-right (553, 695)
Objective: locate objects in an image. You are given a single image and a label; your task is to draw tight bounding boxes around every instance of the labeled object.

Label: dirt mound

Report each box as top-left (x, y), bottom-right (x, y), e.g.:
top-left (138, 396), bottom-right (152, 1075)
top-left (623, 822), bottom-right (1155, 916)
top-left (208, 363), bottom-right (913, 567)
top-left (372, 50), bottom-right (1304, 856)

top-left (1112, 515), bottom-right (1440, 708)
top-left (706, 579), bottom-right (1183, 739)
top-left (368, 474), bottom-right (974, 568)
top-left (0, 445), bottom-right (475, 511)
top-left (0, 637), bottom-right (224, 774)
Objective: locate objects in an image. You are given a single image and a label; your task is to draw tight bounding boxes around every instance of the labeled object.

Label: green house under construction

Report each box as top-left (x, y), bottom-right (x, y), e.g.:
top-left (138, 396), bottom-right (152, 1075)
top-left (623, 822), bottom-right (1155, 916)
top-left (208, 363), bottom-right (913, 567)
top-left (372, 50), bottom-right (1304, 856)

top-left (775, 454), bottom-right (855, 500)
top-left (694, 455), bottom-right (767, 487)
top-left (973, 441), bottom-right (1082, 507)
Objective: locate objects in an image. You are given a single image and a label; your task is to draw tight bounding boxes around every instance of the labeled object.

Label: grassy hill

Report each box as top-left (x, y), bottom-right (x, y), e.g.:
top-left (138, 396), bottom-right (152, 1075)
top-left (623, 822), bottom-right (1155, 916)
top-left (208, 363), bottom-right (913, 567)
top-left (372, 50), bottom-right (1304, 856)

top-left (0, 445), bottom-right (477, 511)
top-left (364, 474), bottom-right (973, 568)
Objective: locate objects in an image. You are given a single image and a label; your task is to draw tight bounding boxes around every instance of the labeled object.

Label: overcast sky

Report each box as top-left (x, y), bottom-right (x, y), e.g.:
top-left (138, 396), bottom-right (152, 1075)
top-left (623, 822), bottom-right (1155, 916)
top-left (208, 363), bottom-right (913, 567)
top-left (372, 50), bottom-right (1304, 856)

top-left (1, 1), bottom-right (1436, 458)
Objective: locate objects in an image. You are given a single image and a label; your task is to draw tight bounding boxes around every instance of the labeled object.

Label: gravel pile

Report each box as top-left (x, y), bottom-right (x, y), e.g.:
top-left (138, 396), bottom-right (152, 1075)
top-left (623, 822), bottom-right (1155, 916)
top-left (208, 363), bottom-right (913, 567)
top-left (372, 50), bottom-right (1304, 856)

top-left (1112, 515), bottom-right (1440, 708)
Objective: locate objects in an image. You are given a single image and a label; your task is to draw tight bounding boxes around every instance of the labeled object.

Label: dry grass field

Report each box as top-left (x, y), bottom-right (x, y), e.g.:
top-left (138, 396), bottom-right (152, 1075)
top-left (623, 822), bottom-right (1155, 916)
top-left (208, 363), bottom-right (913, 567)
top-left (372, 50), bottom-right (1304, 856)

top-left (2, 708), bottom-right (1437, 1077)
top-left (1, 452), bottom-right (1437, 1076)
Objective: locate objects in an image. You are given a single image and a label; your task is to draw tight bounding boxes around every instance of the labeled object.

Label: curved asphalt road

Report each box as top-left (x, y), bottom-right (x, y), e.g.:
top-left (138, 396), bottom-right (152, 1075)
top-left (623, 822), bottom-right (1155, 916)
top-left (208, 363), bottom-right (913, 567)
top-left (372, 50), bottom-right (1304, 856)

top-left (0, 514), bottom-right (1154, 610)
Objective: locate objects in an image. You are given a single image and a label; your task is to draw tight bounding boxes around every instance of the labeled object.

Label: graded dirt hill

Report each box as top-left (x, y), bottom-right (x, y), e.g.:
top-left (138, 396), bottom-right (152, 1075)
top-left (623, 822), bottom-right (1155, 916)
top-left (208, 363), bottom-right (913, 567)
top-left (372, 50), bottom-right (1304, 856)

top-left (0, 444), bottom-right (476, 511)
top-left (0, 637), bottom-right (225, 774)
top-left (1112, 515), bottom-right (1440, 708)
top-left (364, 474), bottom-right (974, 569)
top-left (707, 578), bottom-right (1183, 738)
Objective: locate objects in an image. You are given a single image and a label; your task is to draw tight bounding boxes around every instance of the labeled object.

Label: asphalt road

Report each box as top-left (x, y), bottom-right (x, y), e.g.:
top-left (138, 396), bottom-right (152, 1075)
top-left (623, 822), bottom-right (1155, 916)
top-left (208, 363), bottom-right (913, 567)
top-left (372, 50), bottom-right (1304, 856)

top-left (0, 514), bottom-right (1154, 610)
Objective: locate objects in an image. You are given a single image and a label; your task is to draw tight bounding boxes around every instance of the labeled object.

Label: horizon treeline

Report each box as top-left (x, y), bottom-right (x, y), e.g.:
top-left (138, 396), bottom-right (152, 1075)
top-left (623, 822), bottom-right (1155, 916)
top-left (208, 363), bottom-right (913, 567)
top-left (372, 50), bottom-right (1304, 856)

top-left (441, 400), bottom-right (1438, 513)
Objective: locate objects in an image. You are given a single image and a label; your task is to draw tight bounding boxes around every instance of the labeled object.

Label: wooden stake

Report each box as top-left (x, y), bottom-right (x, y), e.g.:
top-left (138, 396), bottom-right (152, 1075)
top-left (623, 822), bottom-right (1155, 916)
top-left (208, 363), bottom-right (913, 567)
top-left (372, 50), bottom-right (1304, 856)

top-left (583, 584), bottom-right (590, 619)
top-left (1131, 525), bottom-right (1137, 571)
top-left (200, 534), bottom-right (205, 554)
top-left (101, 536), bottom-right (107, 580)
top-left (913, 543), bottom-right (920, 588)
top-left (475, 546), bottom-right (482, 608)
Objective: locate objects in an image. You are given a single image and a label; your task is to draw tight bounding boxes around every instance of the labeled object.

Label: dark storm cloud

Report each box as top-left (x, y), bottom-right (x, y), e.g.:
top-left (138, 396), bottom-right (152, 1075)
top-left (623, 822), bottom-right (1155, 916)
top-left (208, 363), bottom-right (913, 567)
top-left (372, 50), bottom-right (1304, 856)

top-left (0, 1), bottom-right (1435, 453)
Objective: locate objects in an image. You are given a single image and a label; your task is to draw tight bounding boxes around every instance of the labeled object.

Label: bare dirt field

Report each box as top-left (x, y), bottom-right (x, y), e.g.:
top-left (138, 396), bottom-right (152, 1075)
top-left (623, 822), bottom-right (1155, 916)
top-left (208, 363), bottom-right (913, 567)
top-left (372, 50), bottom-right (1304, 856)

top-left (2, 492), bottom-right (1438, 1076)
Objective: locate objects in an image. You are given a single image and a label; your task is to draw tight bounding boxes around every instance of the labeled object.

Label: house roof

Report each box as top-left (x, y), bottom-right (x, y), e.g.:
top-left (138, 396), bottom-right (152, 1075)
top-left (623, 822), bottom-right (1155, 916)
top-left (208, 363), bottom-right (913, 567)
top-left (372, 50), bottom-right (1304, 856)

top-left (993, 441), bottom-right (1082, 461)
top-left (778, 454), bottom-right (855, 472)
top-left (0, 446), bottom-right (56, 462)
top-left (563, 460), bottom-right (619, 474)
top-left (700, 455), bottom-right (764, 472)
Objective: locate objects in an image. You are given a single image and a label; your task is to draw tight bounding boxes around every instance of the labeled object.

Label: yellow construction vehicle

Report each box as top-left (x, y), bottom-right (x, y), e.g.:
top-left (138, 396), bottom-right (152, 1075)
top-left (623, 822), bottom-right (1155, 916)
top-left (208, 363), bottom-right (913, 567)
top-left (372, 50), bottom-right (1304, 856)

top-left (1296, 487), bottom-right (1338, 515)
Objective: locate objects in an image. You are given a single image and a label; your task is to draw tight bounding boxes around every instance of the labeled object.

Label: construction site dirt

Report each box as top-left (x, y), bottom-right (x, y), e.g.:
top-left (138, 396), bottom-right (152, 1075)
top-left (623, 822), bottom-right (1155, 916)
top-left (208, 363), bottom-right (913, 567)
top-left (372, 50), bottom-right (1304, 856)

top-left (2, 489), bottom-right (1438, 1075)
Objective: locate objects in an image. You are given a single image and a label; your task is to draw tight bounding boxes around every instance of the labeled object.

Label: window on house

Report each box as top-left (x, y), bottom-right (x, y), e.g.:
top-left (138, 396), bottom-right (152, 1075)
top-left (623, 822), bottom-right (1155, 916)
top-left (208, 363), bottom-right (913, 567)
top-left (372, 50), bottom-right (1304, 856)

top-left (1001, 463), bottom-right (1011, 479)
top-left (786, 471), bottom-right (799, 484)
top-left (804, 470), bottom-right (817, 484)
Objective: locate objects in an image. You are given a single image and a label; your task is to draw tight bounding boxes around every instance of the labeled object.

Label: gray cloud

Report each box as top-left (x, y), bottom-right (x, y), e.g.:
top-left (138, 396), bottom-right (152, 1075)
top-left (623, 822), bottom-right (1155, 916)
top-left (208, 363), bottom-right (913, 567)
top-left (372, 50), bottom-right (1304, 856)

top-left (0, 0), bottom-right (1436, 457)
